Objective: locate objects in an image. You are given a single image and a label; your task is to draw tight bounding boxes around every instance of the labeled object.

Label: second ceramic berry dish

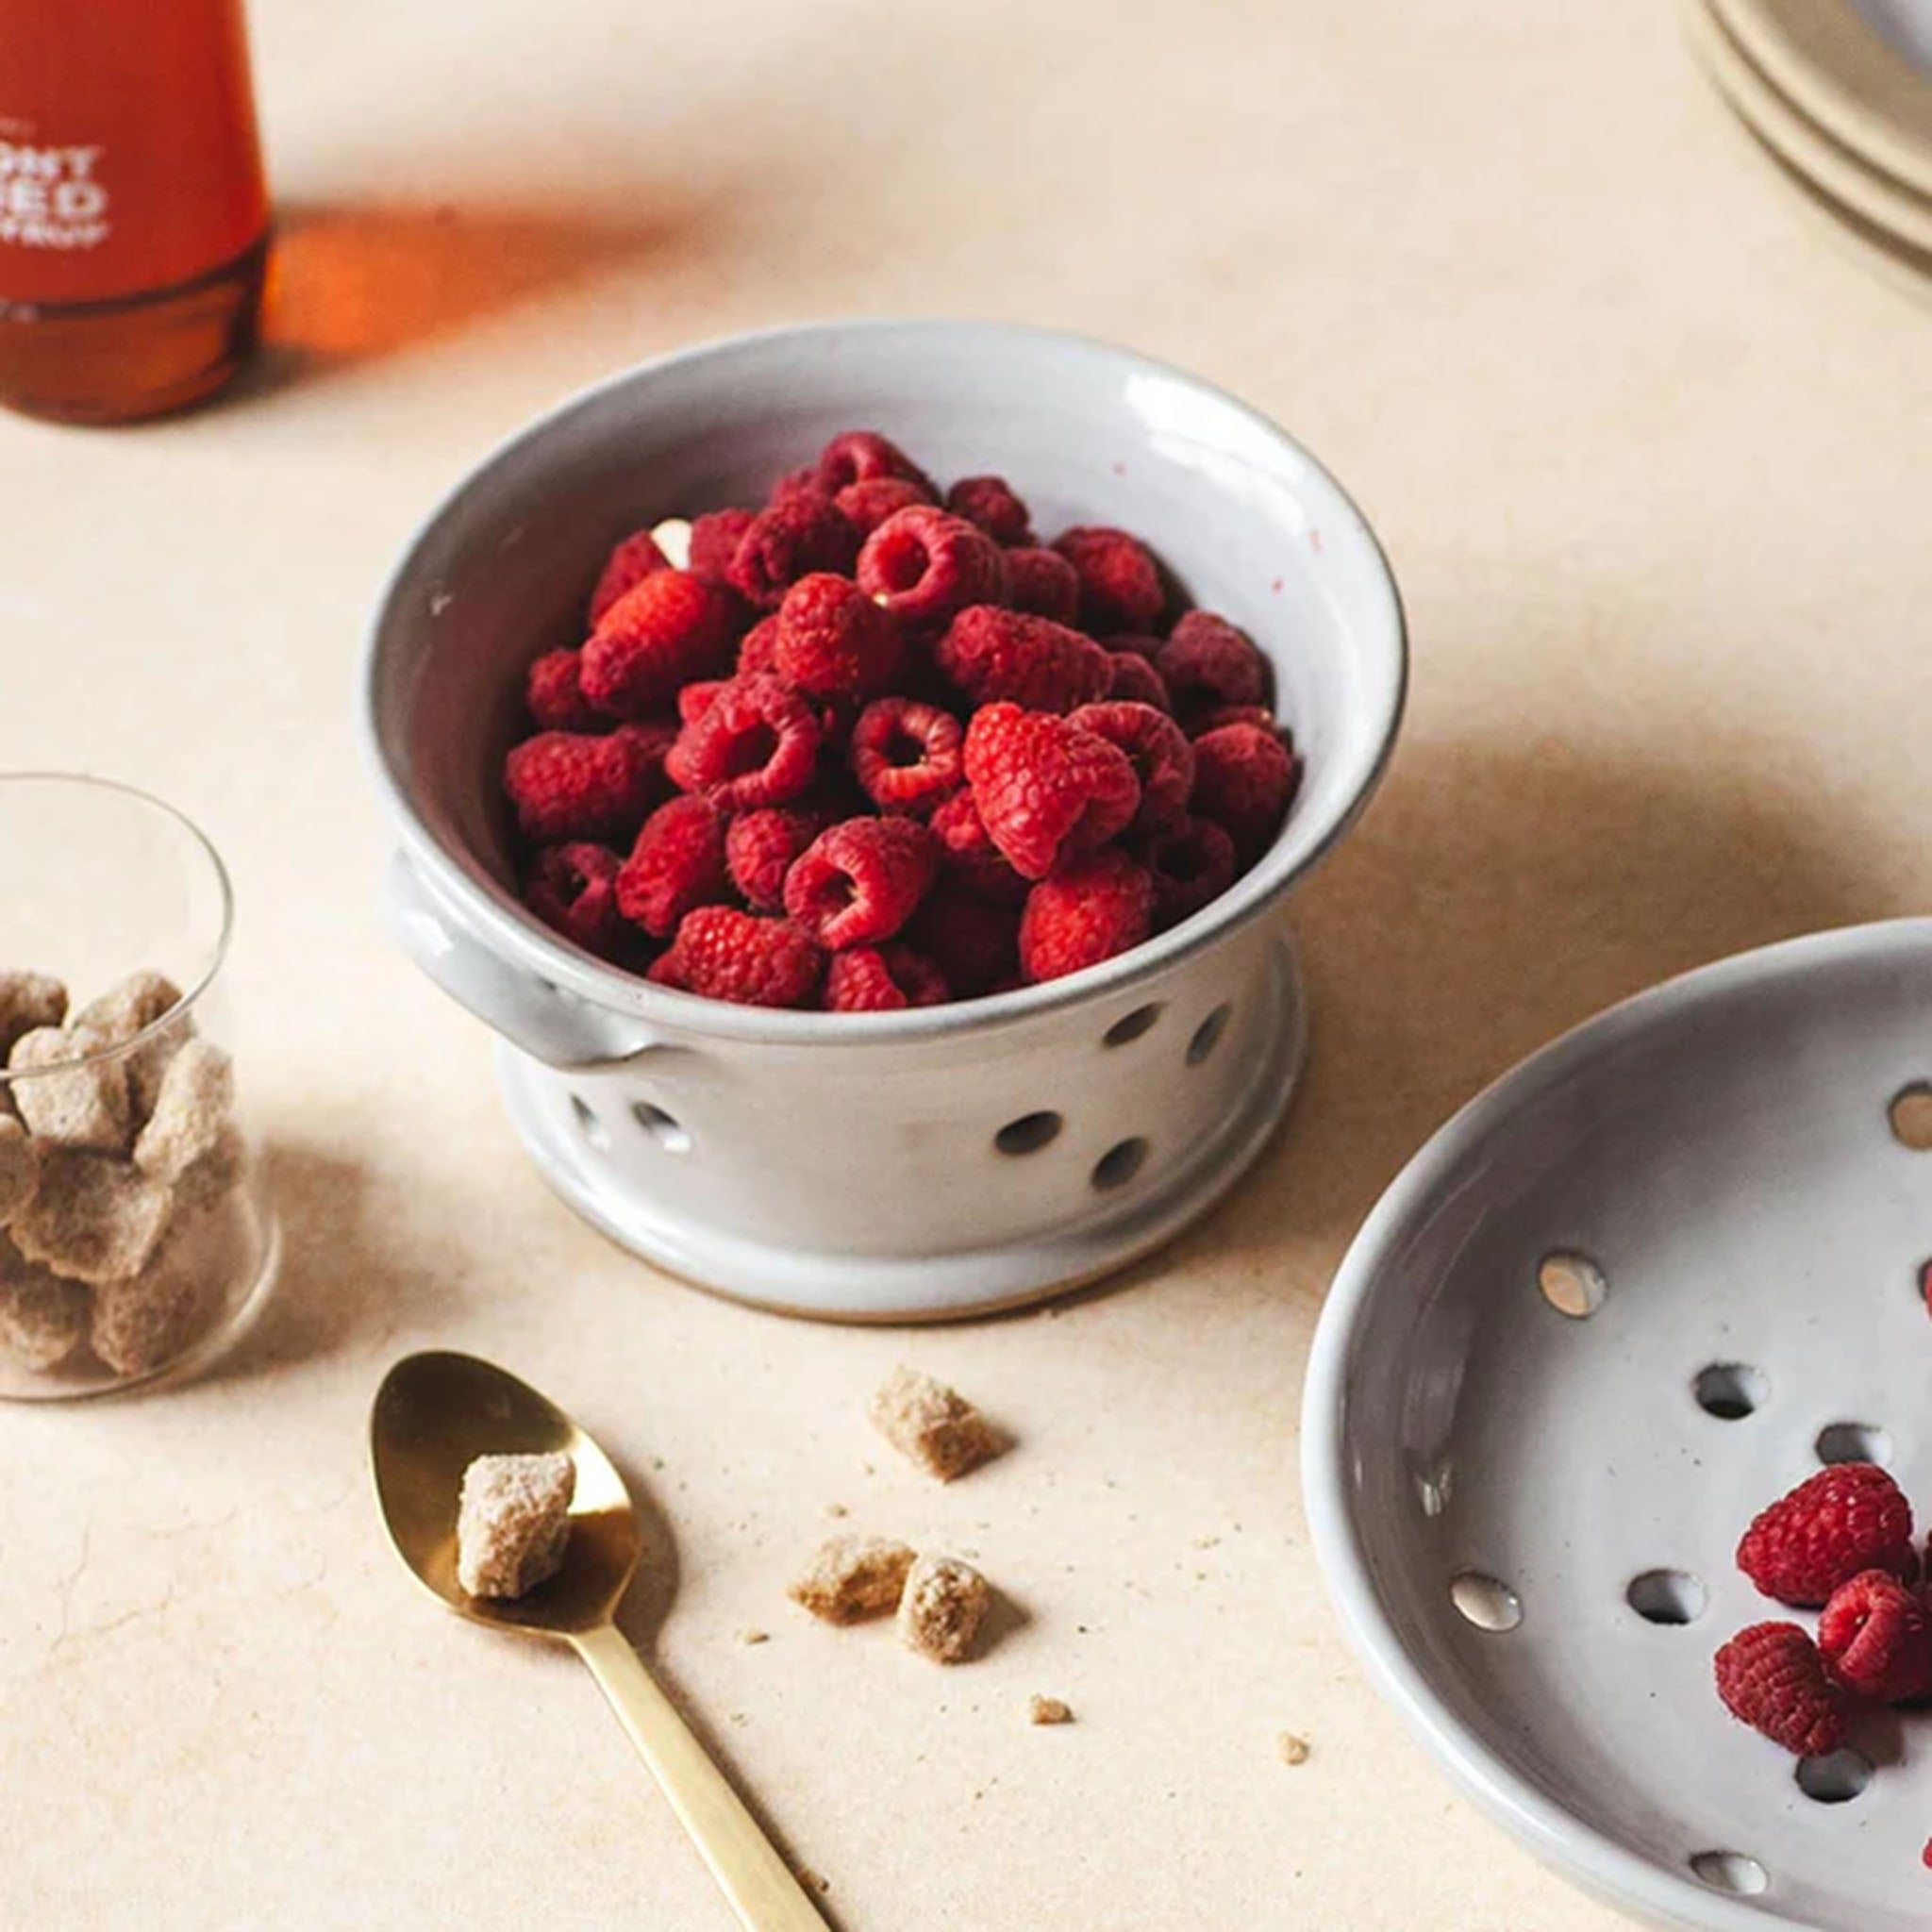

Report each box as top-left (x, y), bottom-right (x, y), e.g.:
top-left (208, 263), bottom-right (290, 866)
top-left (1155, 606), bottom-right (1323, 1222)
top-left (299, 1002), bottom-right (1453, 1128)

top-left (1303, 917), bottom-right (1932, 1931)
top-left (362, 319), bottom-right (1406, 1319)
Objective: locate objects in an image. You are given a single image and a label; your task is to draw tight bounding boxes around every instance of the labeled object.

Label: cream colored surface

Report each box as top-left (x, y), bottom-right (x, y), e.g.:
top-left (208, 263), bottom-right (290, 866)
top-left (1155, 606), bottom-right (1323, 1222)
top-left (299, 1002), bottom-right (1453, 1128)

top-left (2, 1), bottom-right (1929, 1925)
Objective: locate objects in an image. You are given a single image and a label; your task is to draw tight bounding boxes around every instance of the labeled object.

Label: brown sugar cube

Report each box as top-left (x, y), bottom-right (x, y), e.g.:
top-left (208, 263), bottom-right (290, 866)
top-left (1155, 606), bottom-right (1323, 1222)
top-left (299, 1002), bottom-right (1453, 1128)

top-left (75, 971), bottom-right (186, 1117)
top-left (1028, 1695), bottom-right (1074, 1725)
top-left (11, 1150), bottom-right (171, 1284)
top-left (0, 1237), bottom-right (87, 1371)
top-left (896, 1553), bottom-right (992, 1663)
top-left (132, 1040), bottom-right (234, 1185)
top-left (0, 1116), bottom-right (38, 1224)
top-left (787, 1535), bottom-right (917, 1624)
top-left (91, 1243), bottom-right (214, 1380)
top-left (168, 1121), bottom-right (248, 1216)
top-left (457, 1453), bottom-right (576, 1598)
top-left (868, 1366), bottom-right (1002, 1482)
top-left (0, 972), bottom-right (67, 1061)
top-left (8, 1026), bottom-right (131, 1153)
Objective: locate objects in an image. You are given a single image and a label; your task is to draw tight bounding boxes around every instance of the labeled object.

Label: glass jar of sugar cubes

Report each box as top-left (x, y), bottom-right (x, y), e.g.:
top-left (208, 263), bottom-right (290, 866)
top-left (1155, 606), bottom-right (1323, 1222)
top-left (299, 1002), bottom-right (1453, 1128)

top-left (0, 774), bottom-right (277, 1396)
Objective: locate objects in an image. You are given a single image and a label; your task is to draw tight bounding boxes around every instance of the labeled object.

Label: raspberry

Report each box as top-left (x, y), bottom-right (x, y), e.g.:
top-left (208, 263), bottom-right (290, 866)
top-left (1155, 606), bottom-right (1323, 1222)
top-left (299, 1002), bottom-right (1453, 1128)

top-left (1190, 721), bottom-right (1300, 861)
top-left (1141, 816), bottom-right (1237, 928)
top-left (1069, 701), bottom-right (1195, 834)
top-left (581, 570), bottom-right (741, 718)
top-left (908, 884), bottom-right (1020, 996)
top-left (1019, 848), bottom-right (1154, 984)
top-left (1714, 1623), bottom-right (1850, 1757)
top-left (835, 475), bottom-right (930, 536)
top-left (1156, 610), bottom-right (1271, 718)
top-left (725, 806), bottom-right (828, 911)
top-left (935, 607), bottom-right (1113, 714)
top-left (1738, 1463), bottom-right (1915, 1607)
top-left (1818, 1569), bottom-right (1932, 1703)
top-left (525, 648), bottom-right (599, 730)
top-left (647, 908), bottom-right (824, 1008)
top-left (589, 527), bottom-right (670, 625)
top-left (769, 464), bottom-right (834, 508)
top-left (850, 697), bottom-right (964, 815)
top-left (816, 430), bottom-right (935, 494)
top-left (928, 789), bottom-right (1028, 906)
top-left (1105, 648), bottom-right (1171, 712)
top-left (504, 723), bottom-right (672, 843)
top-left (689, 508), bottom-right (756, 585)
top-left (784, 817), bottom-right (940, 950)
top-left (824, 943), bottom-right (950, 1011)
top-left (1003, 546), bottom-right (1081, 625)
top-left (961, 702), bottom-right (1141, 881)
top-left (944, 475), bottom-right (1033, 546)
top-left (773, 573), bottom-right (906, 697)
top-left (677, 678), bottom-right (730, 724)
top-left (736, 615), bottom-right (781, 677)
top-left (664, 675), bottom-right (822, 809)
top-left (727, 497), bottom-right (860, 610)
top-left (524, 842), bottom-right (624, 957)
top-left (1053, 525), bottom-right (1166, 635)
top-left (857, 507), bottom-right (1010, 631)
top-left (615, 793), bottom-right (730, 939)
top-left (1193, 703), bottom-right (1281, 736)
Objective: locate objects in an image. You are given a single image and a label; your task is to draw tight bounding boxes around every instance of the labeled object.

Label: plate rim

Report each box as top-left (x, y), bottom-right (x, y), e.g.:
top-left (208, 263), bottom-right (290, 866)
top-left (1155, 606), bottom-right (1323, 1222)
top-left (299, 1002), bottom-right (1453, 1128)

top-left (1713, 0), bottom-right (1932, 201)
top-left (1688, 0), bottom-right (1932, 258)
top-left (1302, 914), bottom-right (1932, 1932)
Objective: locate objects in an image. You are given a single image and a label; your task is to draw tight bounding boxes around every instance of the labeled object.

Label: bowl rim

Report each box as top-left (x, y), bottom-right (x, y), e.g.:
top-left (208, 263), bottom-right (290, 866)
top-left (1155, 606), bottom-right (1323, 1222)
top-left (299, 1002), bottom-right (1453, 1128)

top-left (1301, 914), bottom-right (1932, 1932)
top-left (362, 316), bottom-right (1407, 1046)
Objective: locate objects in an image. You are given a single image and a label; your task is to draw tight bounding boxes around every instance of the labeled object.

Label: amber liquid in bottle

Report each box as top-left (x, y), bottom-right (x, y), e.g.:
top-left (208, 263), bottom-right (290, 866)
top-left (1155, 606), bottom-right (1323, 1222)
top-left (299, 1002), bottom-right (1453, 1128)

top-left (0, 0), bottom-right (270, 424)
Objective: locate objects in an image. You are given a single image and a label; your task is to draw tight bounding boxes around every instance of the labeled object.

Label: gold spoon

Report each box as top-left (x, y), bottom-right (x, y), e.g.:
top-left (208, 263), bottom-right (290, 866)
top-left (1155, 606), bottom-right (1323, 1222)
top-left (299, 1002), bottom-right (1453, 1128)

top-left (370, 1349), bottom-right (831, 1932)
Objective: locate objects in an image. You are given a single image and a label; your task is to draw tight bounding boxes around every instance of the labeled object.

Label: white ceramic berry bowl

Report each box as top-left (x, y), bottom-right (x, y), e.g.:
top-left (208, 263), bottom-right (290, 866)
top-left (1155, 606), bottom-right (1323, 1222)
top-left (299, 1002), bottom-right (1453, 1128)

top-left (1304, 918), bottom-right (1932, 1931)
top-left (363, 319), bottom-right (1406, 1320)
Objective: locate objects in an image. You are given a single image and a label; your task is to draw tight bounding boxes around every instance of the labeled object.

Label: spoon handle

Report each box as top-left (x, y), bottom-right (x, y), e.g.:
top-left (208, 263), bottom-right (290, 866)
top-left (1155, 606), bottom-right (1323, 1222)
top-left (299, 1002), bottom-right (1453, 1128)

top-left (573, 1621), bottom-right (833, 1931)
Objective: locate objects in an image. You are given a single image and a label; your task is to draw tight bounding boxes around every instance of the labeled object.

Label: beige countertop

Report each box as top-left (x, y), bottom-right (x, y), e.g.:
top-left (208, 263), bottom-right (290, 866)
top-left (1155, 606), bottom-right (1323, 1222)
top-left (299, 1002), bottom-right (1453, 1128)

top-left (6, 1), bottom-right (1932, 1924)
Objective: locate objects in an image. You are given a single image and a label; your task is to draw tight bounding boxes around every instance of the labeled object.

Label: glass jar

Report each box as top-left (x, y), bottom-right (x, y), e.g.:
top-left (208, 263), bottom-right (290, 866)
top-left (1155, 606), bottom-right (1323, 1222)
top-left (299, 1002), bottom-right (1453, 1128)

top-left (0, 774), bottom-right (276, 1396)
top-left (0, 0), bottom-right (271, 423)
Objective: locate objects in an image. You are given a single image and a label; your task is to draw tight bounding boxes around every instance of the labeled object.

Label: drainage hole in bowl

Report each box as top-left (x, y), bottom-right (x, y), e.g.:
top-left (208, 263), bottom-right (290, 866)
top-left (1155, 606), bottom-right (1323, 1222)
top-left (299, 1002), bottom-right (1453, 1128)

top-left (1693, 1363), bottom-right (1769, 1420)
top-left (1816, 1421), bottom-right (1891, 1466)
top-left (995, 1111), bottom-right (1063, 1157)
top-left (1537, 1252), bottom-right (1606, 1320)
top-left (1187, 1005), bottom-right (1231, 1066)
top-left (570, 1095), bottom-right (610, 1154)
top-left (1890, 1083), bottom-right (1932, 1148)
top-left (1690, 1852), bottom-right (1767, 1896)
top-left (1625, 1570), bottom-right (1707, 1625)
top-left (1449, 1571), bottom-right (1521, 1633)
top-left (633, 1103), bottom-right (691, 1156)
top-left (1091, 1138), bottom-right (1149, 1191)
top-left (1795, 1749), bottom-right (1874, 1805)
top-left (1103, 1004), bottom-right (1162, 1047)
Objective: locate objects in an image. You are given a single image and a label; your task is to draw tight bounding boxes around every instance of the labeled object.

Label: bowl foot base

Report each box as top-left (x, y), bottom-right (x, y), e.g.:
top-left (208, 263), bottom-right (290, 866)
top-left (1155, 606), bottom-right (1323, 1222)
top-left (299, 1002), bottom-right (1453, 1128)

top-left (496, 937), bottom-right (1309, 1322)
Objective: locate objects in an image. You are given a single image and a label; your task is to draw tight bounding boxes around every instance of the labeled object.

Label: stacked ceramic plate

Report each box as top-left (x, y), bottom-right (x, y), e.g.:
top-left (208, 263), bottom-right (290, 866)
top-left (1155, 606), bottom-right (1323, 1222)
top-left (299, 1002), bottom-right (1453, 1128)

top-left (1685, 0), bottom-right (1932, 276)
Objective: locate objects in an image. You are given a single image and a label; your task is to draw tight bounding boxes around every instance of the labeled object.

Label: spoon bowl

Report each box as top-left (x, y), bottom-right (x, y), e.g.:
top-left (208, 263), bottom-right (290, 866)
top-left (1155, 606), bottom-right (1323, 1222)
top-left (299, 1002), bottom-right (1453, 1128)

top-left (372, 1349), bottom-right (639, 1635)
top-left (369, 1349), bottom-right (831, 1932)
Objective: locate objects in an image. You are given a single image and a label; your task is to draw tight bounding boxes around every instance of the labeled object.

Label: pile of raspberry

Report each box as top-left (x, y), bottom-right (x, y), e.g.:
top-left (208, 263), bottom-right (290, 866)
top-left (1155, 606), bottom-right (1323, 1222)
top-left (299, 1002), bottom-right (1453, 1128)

top-left (1716, 1459), bottom-right (1932, 1866)
top-left (500, 430), bottom-right (1300, 1010)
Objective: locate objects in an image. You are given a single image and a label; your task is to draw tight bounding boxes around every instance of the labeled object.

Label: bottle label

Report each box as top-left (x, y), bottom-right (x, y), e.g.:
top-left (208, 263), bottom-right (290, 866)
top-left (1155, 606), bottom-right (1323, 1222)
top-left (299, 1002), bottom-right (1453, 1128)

top-left (0, 141), bottom-right (111, 252)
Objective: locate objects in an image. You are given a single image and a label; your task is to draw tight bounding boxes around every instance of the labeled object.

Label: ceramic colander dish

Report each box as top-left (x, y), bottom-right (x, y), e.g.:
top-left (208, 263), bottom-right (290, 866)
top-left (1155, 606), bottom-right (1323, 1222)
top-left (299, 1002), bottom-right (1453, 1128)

top-left (1304, 918), bottom-right (1932, 1932)
top-left (363, 320), bottom-right (1407, 1320)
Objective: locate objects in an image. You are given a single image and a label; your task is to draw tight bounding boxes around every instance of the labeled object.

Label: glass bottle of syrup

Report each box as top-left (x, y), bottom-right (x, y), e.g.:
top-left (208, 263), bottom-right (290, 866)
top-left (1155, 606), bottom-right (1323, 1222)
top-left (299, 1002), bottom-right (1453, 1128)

top-left (0, 0), bottom-right (270, 424)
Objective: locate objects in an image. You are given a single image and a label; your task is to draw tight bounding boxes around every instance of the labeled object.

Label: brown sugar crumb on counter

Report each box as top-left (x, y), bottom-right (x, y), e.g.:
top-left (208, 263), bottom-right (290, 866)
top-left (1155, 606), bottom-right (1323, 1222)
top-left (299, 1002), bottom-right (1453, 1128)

top-left (788, 1535), bottom-right (916, 1624)
top-left (868, 1365), bottom-right (1002, 1481)
top-left (1028, 1694), bottom-right (1074, 1725)
top-left (456, 1452), bottom-right (575, 1599)
top-left (1275, 1732), bottom-right (1311, 1766)
top-left (897, 1553), bottom-right (992, 1663)
top-left (737, 1627), bottom-right (770, 1645)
